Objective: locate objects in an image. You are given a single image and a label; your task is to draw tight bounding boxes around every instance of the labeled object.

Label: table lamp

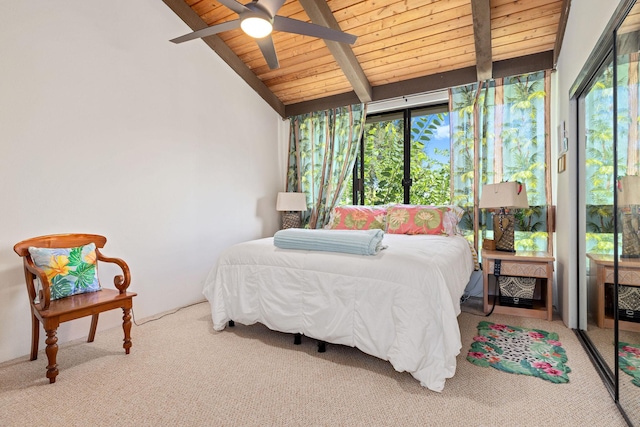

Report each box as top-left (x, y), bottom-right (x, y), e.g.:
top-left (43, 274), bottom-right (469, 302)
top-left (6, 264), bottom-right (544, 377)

top-left (479, 181), bottom-right (529, 252)
top-left (276, 192), bottom-right (307, 229)
top-left (618, 175), bottom-right (640, 258)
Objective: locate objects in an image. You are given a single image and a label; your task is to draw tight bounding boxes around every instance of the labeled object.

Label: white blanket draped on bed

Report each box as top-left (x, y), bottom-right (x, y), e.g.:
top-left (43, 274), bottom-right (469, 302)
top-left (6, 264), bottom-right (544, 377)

top-left (202, 233), bottom-right (475, 392)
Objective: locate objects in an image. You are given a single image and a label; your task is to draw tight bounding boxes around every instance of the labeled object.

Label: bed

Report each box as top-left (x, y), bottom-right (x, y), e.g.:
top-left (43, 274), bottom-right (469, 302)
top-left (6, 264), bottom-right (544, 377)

top-left (202, 230), bottom-right (475, 392)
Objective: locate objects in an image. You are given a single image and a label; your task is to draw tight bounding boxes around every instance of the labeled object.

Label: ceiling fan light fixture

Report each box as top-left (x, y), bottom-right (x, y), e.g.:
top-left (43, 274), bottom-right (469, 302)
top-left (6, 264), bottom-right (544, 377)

top-left (241, 16), bottom-right (273, 39)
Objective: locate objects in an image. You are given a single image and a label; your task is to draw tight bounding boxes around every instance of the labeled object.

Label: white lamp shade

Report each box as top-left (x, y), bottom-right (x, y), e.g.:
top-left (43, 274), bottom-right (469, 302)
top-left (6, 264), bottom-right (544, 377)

top-left (618, 175), bottom-right (640, 206)
top-left (479, 182), bottom-right (529, 209)
top-left (276, 192), bottom-right (307, 212)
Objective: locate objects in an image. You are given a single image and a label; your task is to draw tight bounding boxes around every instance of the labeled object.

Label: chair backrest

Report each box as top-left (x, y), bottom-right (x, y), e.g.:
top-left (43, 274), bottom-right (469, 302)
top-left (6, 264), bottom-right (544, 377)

top-left (13, 233), bottom-right (107, 257)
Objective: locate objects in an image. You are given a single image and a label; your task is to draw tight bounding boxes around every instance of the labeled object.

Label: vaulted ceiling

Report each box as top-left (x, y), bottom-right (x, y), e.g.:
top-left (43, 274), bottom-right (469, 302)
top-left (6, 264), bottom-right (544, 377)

top-left (163, 0), bottom-right (570, 118)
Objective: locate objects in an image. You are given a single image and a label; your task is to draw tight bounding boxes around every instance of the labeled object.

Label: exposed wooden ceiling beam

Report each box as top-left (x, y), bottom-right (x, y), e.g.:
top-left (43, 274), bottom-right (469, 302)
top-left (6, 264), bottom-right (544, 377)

top-left (162, 0), bottom-right (285, 117)
top-left (492, 51), bottom-right (553, 78)
top-left (471, 0), bottom-right (492, 81)
top-left (285, 51), bottom-right (554, 117)
top-left (298, 0), bottom-right (373, 103)
top-left (553, 0), bottom-right (572, 69)
top-left (285, 91), bottom-right (362, 117)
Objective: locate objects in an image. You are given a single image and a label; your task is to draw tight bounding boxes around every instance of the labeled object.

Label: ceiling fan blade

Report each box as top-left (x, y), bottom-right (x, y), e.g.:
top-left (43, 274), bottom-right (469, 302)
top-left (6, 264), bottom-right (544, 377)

top-left (217, 0), bottom-right (251, 15)
top-left (273, 16), bottom-right (357, 45)
top-left (170, 19), bottom-right (241, 44)
top-left (256, 0), bottom-right (286, 17)
top-left (256, 35), bottom-right (280, 69)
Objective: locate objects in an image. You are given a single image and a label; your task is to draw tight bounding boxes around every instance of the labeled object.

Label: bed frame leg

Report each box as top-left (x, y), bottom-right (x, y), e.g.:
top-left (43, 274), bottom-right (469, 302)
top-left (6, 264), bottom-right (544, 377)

top-left (228, 320), bottom-right (235, 327)
top-left (317, 341), bottom-right (326, 353)
top-left (294, 333), bottom-right (302, 345)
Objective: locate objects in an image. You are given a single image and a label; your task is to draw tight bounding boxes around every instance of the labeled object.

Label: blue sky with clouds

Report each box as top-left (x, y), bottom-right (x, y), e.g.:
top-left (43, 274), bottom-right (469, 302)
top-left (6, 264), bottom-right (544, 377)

top-left (423, 113), bottom-right (450, 164)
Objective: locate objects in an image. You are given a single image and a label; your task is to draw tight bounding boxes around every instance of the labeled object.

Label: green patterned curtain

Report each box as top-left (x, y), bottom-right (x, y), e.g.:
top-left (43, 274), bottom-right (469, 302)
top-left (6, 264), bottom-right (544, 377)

top-left (450, 71), bottom-right (552, 252)
top-left (449, 83), bottom-right (487, 245)
top-left (286, 104), bottom-right (367, 229)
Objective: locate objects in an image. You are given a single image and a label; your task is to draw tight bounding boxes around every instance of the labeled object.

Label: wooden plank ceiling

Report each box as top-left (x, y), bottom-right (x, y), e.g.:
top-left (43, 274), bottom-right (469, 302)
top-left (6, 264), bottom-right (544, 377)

top-left (163, 0), bottom-right (570, 118)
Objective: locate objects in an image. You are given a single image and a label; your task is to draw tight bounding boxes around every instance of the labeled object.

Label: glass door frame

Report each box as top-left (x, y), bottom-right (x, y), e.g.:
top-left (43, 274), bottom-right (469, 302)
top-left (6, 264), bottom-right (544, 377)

top-left (575, 50), bottom-right (616, 395)
top-left (571, 2), bottom-right (637, 424)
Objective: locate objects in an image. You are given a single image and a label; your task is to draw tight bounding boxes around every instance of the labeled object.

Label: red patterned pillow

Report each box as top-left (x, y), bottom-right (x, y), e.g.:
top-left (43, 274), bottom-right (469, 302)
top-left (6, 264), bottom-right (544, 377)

top-left (328, 205), bottom-right (387, 230)
top-left (386, 205), bottom-right (448, 235)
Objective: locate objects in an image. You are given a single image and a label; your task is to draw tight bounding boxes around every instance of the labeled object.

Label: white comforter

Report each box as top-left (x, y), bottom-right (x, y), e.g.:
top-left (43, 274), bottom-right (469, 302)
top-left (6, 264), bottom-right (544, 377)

top-left (202, 233), bottom-right (474, 392)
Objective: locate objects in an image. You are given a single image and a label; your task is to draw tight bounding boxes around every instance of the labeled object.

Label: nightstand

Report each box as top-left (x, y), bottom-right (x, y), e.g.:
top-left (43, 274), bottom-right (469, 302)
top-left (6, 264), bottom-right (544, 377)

top-left (482, 249), bottom-right (554, 321)
top-left (587, 253), bottom-right (640, 332)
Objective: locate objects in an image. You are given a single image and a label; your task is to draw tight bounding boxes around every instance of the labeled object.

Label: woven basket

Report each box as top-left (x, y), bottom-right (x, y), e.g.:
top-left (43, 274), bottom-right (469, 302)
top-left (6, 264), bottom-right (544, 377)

top-left (619, 285), bottom-right (640, 323)
top-left (499, 276), bottom-right (535, 308)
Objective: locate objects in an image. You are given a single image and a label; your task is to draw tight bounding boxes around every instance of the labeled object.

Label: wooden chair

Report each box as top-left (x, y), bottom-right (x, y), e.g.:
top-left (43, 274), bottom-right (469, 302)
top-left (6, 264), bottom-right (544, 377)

top-left (13, 233), bottom-right (136, 383)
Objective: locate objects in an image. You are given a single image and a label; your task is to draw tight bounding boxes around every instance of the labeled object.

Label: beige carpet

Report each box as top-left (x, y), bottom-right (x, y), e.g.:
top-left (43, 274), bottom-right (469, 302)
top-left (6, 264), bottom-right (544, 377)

top-left (0, 301), bottom-right (628, 427)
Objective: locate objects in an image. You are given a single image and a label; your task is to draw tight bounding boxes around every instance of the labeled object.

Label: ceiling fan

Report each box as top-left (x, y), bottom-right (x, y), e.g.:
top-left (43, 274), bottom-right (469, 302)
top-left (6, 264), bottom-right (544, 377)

top-left (170, 0), bottom-right (357, 70)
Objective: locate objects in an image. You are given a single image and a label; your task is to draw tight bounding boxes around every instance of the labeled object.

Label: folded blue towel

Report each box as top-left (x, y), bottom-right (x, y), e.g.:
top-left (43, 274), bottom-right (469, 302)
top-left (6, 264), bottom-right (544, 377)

top-left (273, 228), bottom-right (386, 256)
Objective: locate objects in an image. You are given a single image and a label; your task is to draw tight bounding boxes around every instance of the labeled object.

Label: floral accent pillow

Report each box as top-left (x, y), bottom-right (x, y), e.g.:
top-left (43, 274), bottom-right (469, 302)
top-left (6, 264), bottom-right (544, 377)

top-left (446, 205), bottom-right (465, 223)
top-left (442, 205), bottom-right (465, 236)
top-left (327, 205), bottom-right (388, 230)
top-left (28, 243), bottom-right (101, 300)
top-left (386, 205), bottom-right (448, 235)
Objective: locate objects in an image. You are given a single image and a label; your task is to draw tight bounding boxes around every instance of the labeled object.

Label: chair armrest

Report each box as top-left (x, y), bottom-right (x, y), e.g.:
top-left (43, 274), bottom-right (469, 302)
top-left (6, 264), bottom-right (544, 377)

top-left (24, 258), bottom-right (52, 310)
top-left (96, 249), bottom-right (131, 293)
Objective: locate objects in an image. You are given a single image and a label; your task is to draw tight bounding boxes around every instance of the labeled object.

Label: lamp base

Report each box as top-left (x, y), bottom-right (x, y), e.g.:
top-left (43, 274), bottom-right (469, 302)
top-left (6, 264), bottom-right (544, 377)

top-left (621, 211), bottom-right (640, 258)
top-left (493, 212), bottom-right (516, 252)
top-left (281, 212), bottom-right (301, 229)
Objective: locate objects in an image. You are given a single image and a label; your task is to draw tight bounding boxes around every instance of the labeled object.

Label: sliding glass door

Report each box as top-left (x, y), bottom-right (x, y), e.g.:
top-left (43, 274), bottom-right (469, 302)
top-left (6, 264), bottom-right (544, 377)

top-left (578, 53), bottom-right (616, 379)
top-left (615, 5), bottom-right (640, 420)
top-left (575, 2), bottom-right (640, 424)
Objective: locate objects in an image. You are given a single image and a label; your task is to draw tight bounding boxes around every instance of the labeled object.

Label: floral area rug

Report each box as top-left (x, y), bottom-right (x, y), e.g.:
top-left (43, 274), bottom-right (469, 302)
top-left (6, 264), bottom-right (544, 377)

top-left (619, 342), bottom-right (640, 387)
top-left (466, 321), bottom-right (570, 384)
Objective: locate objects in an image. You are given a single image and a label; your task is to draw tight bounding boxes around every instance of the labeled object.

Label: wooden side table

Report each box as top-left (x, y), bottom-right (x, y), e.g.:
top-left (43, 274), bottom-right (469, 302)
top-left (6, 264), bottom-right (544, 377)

top-left (482, 249), bottom-right (554, 321)
top-left (587, 254), bottom-right (640, 332)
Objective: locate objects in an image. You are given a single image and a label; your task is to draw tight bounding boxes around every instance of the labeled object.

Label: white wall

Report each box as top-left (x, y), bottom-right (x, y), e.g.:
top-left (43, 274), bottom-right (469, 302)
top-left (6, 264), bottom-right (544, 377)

top-left (0, 1), bottom-right (285, 363)
top-left (554, 0), bottom-right (622, 327)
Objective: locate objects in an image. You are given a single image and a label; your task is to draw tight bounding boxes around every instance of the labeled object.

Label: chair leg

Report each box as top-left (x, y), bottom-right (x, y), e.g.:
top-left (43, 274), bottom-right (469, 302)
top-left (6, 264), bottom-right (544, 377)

top-left (122, 307), bottom-right (132, 354)
top-left (45, 329), bottom-right (59, 384)
top-left (30, 314), bottom-right (40, 361)
top-left (88, 314), bottom-right (99, 342)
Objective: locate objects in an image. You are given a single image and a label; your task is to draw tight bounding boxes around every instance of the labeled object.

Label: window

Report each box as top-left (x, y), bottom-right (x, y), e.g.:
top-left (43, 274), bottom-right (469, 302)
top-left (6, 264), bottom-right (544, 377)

top-left (340, 71), bottom-right (552, 253)
top-left (342, 105), bottom-right (451, 206)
